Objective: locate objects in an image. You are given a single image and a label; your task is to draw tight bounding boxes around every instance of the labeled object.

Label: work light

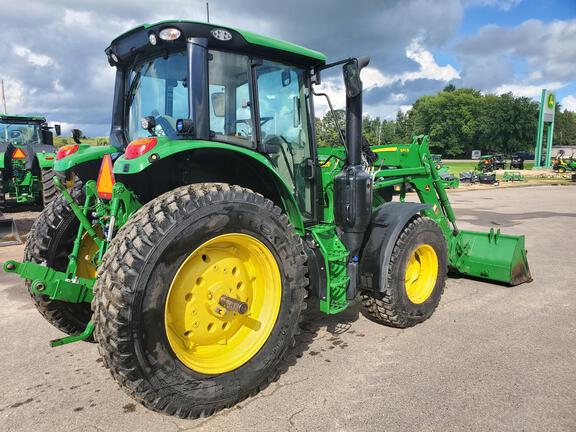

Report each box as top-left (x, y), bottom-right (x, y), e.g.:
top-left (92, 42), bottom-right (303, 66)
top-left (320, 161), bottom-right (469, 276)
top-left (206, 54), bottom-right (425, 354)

top-left (176, 119), bottom-right (194, 135)
top-left (149, 33), bottom-right (157, 46)
top-left (159, 28), bottom-right (181, 41)
top-left (140, 116), bottom-right (156, 132)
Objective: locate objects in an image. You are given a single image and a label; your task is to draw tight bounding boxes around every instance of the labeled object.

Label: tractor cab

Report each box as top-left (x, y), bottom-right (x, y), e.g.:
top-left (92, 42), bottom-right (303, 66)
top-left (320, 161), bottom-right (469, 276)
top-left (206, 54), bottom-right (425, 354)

top-left (105, 21), bottom-right (326, 219)
top-left (0, 115), bottom-right (61, 206)
top-left (0, 115), bottom-right (60, 147)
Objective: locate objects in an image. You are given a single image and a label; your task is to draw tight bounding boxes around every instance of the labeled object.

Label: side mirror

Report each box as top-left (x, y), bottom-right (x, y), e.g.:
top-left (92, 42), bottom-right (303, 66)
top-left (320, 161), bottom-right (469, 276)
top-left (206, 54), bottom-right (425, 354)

top-left (281, 69), bottom-right (292, 87)
top-left (311, 67), bottom-right (321, 85)
top-left (71, 129), bottom-right (82, 144)
top-left (343, 57), bottom-right (370, 98)
top-left (54, 124), bottom-right (61, 136)
top-left (211, 92), bottom-right (225, 117)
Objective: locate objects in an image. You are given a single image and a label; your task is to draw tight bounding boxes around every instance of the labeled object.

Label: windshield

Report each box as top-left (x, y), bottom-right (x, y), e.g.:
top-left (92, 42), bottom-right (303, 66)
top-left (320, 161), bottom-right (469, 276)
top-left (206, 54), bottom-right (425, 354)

top-left (127, 51), bottom-right (189, 142)
top-left (0, 122), bottom-right (41, 145)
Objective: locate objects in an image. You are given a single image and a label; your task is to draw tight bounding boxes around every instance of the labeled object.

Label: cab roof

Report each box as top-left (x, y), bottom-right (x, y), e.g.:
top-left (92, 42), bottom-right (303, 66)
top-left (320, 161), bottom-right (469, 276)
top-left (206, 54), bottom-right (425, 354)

top-left (108, 20), bottom-right (327, 67)
top-left (0, 114), bottom-right (46, 123)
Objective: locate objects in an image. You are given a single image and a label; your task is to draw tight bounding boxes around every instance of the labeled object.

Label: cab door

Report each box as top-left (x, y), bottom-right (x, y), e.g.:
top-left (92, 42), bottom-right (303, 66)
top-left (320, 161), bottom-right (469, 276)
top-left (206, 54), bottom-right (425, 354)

top-left (255, 60), bottom-right (317, 222)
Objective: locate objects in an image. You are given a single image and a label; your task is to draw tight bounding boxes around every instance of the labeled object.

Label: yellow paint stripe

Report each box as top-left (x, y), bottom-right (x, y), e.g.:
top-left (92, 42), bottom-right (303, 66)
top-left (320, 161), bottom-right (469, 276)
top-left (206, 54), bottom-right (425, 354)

top-left (373, 147), bottom-right (398, 153)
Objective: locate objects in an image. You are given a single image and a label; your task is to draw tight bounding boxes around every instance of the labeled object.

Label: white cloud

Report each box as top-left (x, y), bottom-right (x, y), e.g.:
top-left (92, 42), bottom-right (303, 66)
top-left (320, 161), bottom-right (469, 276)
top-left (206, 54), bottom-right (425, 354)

top-left (63, 10), bottom-right (92, 26)
top-left (361, 68), bottom-right (393, 89)
top-left (363, 39), bottom-right (460, 87)
top-left (0, 76), bottom-right (23, 113)
top-left (492, 82), bottom-right (565, 98)
top-left (561, 95), bottom-right (576, 112)
top-left (401, 39), bottom-right (460, 82)
top-left (13, 46), bottom-right (53, 67)
top-left (314, 38), bottom-right (459, 120)
top-left (528, 71), bottom-right (543, 80)
top-left (53, 80), bottom-right (64, 92)
top-left (390, 93), bottom-right (408, 102)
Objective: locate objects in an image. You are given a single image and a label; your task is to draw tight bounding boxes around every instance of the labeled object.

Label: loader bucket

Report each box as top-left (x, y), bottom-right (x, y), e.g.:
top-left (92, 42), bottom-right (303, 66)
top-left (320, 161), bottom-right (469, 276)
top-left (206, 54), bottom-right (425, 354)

top-left (0, 212), bottom-right (22, 246)
top-left (449, 228), bottom-right (532, 286)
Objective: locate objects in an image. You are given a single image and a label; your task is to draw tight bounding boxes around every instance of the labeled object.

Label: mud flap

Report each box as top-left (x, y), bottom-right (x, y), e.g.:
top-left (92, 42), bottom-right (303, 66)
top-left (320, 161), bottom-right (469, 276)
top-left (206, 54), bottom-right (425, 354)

top-left (0, 211), bottom-right (21, 246)
top-left (449, 228), bottom-right (532, 286)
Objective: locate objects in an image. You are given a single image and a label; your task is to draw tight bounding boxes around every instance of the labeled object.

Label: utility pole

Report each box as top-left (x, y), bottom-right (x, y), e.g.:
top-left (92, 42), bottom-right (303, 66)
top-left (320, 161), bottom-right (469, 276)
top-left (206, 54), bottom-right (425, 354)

top-left (0, 80), bottom-right (6, 114)
top-left (206, 2), bottom-right (210, 22)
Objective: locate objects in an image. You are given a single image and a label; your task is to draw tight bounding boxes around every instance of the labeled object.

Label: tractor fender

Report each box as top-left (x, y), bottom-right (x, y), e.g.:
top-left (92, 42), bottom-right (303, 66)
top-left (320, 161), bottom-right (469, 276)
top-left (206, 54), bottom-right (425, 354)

top-left (34, 149), bottom-right (57, 169)
top-left (53, 144), bottom-right (118, 172)
top-left (359, 202), bottom-right (431, 293)
top-left (113, 140), bottom-right (306, 233)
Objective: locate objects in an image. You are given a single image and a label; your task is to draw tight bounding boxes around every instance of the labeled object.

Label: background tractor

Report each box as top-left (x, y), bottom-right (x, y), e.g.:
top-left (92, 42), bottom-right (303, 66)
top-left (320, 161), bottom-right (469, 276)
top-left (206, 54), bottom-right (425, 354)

top-left (477, 154), bottom-right (506, 172)
top-left (552, 150), bottom-right (576, 173)
top-left (0, 114), bottom-right (61, 207)
top-left (5, 21), bottom-right (532, 419)
top-left (510, 152), bottom-right (525, 170)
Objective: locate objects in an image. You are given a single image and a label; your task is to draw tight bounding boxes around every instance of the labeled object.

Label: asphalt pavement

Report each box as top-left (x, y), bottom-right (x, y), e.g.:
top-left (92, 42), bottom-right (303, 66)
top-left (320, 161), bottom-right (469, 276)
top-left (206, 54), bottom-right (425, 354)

top-left (0, 185), bottom-right (575, 432)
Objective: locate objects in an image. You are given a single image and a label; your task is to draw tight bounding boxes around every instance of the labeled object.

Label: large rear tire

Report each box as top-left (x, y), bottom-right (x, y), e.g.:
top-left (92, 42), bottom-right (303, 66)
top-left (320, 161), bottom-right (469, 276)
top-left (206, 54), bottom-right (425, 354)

top-left (0, 169), bottom-right (5, 207)
top-left (93, 183), bottom-right (308, 419)
top-left (24, 181), bottom-right (93, 336)
top-left (361, 216), bottom-right (447, 328)
top-left (40, 168), bottom-right (57, 206)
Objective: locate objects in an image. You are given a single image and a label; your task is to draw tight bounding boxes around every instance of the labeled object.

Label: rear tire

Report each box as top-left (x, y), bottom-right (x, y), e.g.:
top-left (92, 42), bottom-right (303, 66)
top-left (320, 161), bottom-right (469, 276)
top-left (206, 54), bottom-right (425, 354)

top-left (93, 183), bottom-right (308, 419)
top-left (40, 168), bottom-right (57, 206)
top-left (361, 216), bottom-right (447, 328)
top-left (0, 169), bottom-right (5, 207)
top-left (24, 180), bottom-right (93, 336)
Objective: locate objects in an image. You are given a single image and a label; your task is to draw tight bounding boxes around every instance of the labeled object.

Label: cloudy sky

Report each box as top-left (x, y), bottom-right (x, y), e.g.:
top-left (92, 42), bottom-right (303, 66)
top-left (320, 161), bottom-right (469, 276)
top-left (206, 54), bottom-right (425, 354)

top-left (0, 0), bottom-right (574, 136)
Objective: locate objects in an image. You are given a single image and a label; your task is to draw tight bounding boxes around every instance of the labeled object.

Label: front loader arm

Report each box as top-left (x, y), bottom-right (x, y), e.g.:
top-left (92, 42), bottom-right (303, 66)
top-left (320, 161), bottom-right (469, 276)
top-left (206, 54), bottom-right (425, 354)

top-left (371, 135), bottom-right (531, 286)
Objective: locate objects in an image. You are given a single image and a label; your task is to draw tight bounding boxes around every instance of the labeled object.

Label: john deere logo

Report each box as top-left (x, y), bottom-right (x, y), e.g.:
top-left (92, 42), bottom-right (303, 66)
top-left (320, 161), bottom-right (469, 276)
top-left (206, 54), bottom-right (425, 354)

top-left (547, 93), bottom-right (555, 109)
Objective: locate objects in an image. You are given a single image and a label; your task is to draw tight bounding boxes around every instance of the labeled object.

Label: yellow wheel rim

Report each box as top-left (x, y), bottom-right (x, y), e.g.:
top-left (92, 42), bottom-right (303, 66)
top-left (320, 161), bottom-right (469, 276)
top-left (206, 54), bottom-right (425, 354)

top-left (404, 244), bottom-right (438, 304)
top-left (76, 227), bottom-right (102, 279)
top-left (165, 233), bottom-right (282, 375)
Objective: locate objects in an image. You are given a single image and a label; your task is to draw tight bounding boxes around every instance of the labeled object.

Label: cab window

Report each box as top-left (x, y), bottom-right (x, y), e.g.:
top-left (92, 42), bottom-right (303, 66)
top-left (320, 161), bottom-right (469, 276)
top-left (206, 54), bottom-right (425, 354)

top-left (256, 60), bottom-right (314, 220)
top-left (208, 50), bottom-right (254, 147)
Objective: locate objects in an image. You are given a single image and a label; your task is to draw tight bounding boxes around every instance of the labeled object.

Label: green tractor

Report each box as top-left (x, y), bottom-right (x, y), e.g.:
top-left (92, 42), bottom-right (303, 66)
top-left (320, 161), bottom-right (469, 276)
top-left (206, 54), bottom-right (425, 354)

top-left (0, 114), bottom-right (61, 207)
top-left (4, 21), bottom-right (532, 419)
top-left (477, 154), bottom-right (506, 172)
top-left (552, 150), bottom-right (576, 173)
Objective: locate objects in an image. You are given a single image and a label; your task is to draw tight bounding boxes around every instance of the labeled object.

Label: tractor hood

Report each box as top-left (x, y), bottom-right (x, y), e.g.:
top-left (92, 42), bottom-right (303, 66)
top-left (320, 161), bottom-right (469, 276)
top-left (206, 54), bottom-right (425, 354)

top-left (106, 20), bottom-right (326, 68)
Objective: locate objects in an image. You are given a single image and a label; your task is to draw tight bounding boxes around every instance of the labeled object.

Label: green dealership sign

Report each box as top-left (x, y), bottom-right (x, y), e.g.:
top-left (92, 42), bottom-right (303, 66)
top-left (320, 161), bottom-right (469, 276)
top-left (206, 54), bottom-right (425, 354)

top-left (534, 89), bottom-right (555, 169)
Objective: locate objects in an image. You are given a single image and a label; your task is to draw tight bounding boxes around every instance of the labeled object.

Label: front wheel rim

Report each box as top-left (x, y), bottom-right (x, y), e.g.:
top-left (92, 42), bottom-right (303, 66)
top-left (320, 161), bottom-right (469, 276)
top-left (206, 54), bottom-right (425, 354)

top-left (404, 244), bottom-right (438, 304)
top-left (165, 233), bottom-right (282, 375)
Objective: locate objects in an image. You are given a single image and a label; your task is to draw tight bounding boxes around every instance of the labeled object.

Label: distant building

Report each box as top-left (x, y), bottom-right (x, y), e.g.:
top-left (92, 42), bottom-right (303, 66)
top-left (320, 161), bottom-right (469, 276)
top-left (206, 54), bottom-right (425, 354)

top-left (552, 146), bottom-right (576, 157)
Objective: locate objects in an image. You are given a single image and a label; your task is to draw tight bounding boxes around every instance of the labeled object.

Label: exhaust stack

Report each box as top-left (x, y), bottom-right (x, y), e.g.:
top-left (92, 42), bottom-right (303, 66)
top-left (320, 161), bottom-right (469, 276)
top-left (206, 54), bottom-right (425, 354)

top-left (333, 57), bottom-right (372, 260)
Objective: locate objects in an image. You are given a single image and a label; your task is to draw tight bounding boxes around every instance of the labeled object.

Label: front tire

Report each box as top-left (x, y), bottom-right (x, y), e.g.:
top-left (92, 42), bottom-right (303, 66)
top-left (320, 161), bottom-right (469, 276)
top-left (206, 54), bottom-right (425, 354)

top-left (361, 216), bottom-right (447, 328)
top-left (93, 183), bottom-right (308, 419)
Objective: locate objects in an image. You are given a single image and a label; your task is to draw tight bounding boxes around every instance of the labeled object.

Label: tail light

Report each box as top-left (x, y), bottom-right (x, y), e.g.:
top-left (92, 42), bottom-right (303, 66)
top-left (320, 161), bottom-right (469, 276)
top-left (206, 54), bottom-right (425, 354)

top-left (125, 137), bottom-right (158, 160)
top-left (96, 154), bottom-right (115, 200)
top-left (56, 144), bottom-right (79, 160)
